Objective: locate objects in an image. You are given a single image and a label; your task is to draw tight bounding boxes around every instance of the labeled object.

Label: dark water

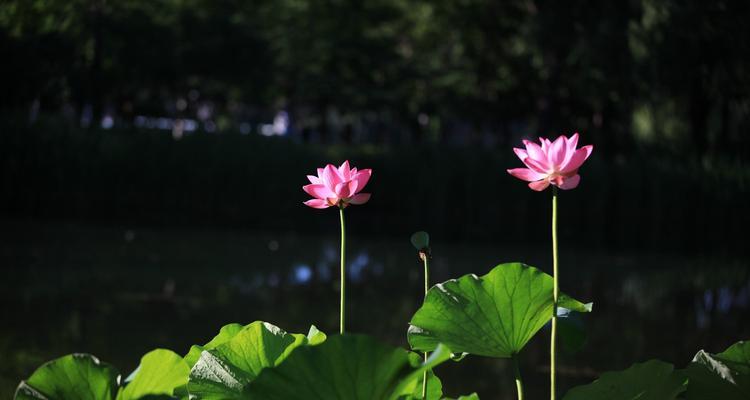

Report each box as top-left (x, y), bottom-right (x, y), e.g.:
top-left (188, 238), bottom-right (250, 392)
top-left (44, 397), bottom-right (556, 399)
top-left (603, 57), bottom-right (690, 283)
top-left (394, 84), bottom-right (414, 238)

top-left (1, 221), bottom-right (748, 399)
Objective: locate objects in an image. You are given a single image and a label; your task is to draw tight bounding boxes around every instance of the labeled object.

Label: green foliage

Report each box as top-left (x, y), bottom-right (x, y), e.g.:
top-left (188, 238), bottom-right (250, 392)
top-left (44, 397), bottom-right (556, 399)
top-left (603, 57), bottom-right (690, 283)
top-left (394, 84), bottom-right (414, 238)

top-left (10, 290), bottom-right (749, 400)
top-left (187, 321), bottom-right (324, 399)
top-left (683, 340), bottom-right (750, 399)
top-left (184, 323), bottom-right (245, 368)
top-left (408, 262), bottom-right (592, 358)
top-left (117, 349), bottom-right (190, 400)
top-left (13, 322), bottom-right (327, 400)
top-left (563, 341), bottom-right (750, 400)
top-left (562, 360), bottom-right (688, 400)
top-left (15, 354), bottom-right (119, 400)
top-left (7, 227), bottom-right (746, 400)
top-left (14, 350), bottom-right (190, 400)
top-left (243, 335), bottom-right (452, 400)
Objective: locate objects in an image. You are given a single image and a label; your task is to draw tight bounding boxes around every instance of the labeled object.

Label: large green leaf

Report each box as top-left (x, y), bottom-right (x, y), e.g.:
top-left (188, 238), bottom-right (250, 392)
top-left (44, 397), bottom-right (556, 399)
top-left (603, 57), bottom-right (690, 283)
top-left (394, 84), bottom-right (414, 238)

top-left (187, 321), bottom-right (323, 399)
top-left (562, 360), bottom-right (687, 400)
top-left (15, 353), bottom-right (119, 400)
top-left (117, 349), bottom-right (190, 400)
top-left (184, 323), bottom-right (245, 368)
top-left (243, 334), bottom-right (452, 400)
top-left (408, 262), bottom-right (592, 358)
top-left (683, 340), bottom-right (750, 399)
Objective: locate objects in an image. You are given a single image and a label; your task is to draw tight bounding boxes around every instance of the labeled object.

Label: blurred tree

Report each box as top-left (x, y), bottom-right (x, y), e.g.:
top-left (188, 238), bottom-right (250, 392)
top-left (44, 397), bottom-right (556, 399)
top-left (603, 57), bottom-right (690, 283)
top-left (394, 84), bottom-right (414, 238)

top-left (638, 0), bottom-right (750, 156)
top-left (0, 0), bottom-right (88, 113)
top-left (0, 0), bottom-right (748, 156)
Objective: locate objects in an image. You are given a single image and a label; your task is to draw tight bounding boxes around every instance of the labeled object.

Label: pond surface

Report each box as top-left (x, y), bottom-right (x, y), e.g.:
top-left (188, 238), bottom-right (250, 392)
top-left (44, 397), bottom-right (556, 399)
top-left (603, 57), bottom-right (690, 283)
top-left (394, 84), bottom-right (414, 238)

top-left (1, 221), bottom-right (748, 399)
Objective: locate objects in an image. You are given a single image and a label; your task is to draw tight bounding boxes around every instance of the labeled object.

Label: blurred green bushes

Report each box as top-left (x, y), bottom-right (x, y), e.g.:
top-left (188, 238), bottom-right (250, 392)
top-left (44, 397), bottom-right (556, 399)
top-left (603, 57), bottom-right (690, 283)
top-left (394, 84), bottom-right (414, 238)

top-left (2, 0), bottom-right (750, 157)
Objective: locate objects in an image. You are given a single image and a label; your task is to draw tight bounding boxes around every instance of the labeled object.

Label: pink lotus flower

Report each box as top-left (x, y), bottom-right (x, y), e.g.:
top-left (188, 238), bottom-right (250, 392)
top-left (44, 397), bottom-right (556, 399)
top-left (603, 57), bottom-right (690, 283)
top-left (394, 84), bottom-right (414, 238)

top-left (508, 133), bottom-right (593, 191)
top-left (303, 161), bottom-right (372, 209)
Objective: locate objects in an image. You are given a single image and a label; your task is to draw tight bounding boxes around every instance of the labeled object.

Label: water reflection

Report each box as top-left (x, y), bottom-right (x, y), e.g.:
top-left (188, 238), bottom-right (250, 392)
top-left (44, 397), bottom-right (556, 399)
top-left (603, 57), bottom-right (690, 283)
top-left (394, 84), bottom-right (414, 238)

top-left (696, 283), bottom-right (750, 329)
top-left (291, 264), bottom-right (312, 285)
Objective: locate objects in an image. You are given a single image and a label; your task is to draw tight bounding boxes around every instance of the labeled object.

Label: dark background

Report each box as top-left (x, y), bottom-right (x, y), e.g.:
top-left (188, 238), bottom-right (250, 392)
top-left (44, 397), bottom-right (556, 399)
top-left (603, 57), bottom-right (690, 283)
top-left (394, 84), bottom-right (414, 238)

top-left (1, 0), bottom-right (749, 399)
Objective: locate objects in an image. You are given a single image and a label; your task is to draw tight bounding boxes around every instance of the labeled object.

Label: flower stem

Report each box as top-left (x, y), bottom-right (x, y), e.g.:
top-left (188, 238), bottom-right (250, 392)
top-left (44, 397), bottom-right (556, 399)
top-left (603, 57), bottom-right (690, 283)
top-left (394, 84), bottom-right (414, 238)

top-left (339, 206), bottom-right (346, 335)
top-left (421, 251), bottom-right (430, 400)
top-left (550, 186), bottom-right (559, 400)
top-left (513, 353), bottom-right (525, 400)
top-left (423, 253), bottom-right (430, 297)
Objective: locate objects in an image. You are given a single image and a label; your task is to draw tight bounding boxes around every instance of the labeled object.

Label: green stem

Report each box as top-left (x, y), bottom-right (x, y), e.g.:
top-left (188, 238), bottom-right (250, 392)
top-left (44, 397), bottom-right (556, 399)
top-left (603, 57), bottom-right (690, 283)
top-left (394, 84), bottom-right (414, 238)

top-left (423, 255), bottom-right (430, 298)
top-left (421, 253), bottom-right (430, 400)
top-left (421, 352), bottom-right (428, 400)
top-left (513, 353), bottom-right (525, 400)
top-left (339, 206), bottom-right (346, 335)
top-left (550, 186), bottom-right (559, 400)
